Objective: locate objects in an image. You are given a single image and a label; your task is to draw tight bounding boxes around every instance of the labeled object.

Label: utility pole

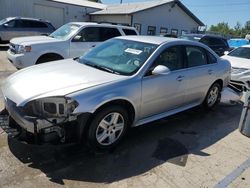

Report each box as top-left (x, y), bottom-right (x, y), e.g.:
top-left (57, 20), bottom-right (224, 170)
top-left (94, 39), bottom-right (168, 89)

top-left (120, 0), bottom-right (123, 3)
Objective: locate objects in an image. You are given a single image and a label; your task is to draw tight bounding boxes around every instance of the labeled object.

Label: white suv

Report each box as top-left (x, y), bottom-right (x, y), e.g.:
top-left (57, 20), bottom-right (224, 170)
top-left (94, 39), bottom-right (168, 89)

top-left (7, 22), bottom-right (138, 69)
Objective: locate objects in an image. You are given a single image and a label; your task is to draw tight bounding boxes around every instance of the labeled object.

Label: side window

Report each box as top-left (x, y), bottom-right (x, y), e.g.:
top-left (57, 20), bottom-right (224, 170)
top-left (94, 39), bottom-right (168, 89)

top-left (148, 26), bottom-right (156, 35)
top-left (6, 20), bottom-right (24, 28)
top-left (122, 29), bottom-right (137, 35)
top-left (21, 20), bottom-right (31, 28)
top-left (160, 27), bottom-right (168, 35)
top-left (207, 52), bottom-right (217, 64)
top-left (75, 27), bottom-right (100, 42)
top-left (186, 46), bottom-right (207, 67)
top-left (152, 46), bottom-right (183, 71)
top-left (29, 21), bottom-right (48, 28)
top-left (6, 20), bottom-right (15, 27)
top-left (100, 27), bottom-right (121, 41)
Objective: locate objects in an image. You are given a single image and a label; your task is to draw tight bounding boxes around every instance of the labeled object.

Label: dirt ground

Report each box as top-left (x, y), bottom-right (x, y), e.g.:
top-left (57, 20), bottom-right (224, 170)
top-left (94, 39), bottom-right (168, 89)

top-left (0, 46), bottom-right (249, 188)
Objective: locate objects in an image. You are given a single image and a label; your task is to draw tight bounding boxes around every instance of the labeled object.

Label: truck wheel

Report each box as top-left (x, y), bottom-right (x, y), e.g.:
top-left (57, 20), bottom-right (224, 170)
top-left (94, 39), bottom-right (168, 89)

top-left (203, 83), bottom-right (221, 110)
top-left (87, 105), bottom-right (129, 150)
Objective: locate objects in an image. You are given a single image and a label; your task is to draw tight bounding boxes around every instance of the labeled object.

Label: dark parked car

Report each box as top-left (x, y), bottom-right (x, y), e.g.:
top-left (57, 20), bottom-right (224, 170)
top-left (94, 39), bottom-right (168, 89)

top-left (180, 34), bottom-right (231, 56)
top-left (0, 17), bottom-right (55, 43)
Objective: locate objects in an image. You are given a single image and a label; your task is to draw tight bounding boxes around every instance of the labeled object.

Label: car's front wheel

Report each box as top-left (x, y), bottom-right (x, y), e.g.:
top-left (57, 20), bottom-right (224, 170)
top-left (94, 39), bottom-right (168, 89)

top-left (87, 105), bottom-right (129, 150)
top-left (203, 83), bottom-right (221, 109)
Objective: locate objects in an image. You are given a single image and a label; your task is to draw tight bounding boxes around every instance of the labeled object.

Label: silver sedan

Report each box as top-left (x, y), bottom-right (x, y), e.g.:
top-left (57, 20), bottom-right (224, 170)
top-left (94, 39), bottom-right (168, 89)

top-left (1, 36), bottom-right (231, 150)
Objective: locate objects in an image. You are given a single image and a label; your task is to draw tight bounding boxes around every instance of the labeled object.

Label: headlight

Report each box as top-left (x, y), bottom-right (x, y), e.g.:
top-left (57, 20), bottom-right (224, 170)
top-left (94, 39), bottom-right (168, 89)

top-left (16, 45), bottom-right (32, 54)
top-left (23, 97), bottom-right (78, 118)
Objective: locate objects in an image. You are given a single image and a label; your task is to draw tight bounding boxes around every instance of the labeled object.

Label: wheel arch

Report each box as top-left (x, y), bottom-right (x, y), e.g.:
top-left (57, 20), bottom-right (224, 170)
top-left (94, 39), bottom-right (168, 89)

top-left (213, 79), bottom-right (223, 90)
top-left (92, 99), bottom-right (136, 125)
top-left (36, 53), bottom-right (64, 64)
top-left (78, 98), bottom-right (136, 144)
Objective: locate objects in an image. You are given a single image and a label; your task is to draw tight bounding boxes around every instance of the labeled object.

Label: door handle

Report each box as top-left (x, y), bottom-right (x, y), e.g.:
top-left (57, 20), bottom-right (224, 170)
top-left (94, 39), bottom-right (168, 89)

top-left (176, 75), bottom-right (184, 82)
top-left (208, 69), bottom-right (214, 75)
top-left (92, 45), bottom-right (96, 48)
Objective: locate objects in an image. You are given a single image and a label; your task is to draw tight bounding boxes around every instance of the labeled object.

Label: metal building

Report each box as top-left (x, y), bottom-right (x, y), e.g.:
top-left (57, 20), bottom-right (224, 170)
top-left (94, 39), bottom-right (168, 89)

top-left (0, 0), bottom-right (106, 28)
top-left (90, 0), bottom-right (204, 36)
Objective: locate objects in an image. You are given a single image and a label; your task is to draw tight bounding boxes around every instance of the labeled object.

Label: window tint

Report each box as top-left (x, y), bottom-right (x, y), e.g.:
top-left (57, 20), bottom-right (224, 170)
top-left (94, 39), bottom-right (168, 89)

top-left (29, 21), bottom-right (48, 28)
top-left (6, 20), bottom-right (15, 27)
top-left (6, 20), bottom-right (47, 28)
top-left (153, 46), bottom-right (183, 71)
top-left (200, 37), bottom-right (226, 46)
top-left (207, 52), bottom-right (217, 64)
top-left (122, 29), bottom-right (137, 35)
top-left (100, 27), bottom-right (121, 41)
top-left (186, 46), bottom-right (207, 67)
top-left (77, 27), bottom-right (100, 42)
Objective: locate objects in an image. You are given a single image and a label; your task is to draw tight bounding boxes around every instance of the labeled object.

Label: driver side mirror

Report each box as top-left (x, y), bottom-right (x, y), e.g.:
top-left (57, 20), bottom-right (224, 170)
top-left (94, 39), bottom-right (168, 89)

top-left (224, 51), bottom-right (229, 55)
top-left (72, 35), bottom-right (83, 42)
top-left (3, 23), bottom-right (9, 28)
top-left (152, 65), bottom-right (171, 75)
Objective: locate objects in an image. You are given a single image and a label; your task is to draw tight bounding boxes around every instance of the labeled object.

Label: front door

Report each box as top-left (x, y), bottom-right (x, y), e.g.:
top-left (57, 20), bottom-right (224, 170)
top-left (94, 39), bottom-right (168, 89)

top-left (141, 45), bottom-right (188, 118)
top-left (70, 27), bottom-right (100, 58)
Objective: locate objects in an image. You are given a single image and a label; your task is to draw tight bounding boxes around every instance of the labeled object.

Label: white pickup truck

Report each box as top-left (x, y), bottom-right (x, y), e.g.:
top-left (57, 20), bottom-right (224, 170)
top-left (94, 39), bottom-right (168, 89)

top-left (7, 22), bottom-right (139, 69)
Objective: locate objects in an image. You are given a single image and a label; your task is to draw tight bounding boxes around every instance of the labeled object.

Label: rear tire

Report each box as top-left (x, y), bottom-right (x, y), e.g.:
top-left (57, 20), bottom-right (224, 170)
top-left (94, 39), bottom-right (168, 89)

top-left (203, 83), bottom-right (221, 110)
top-left (87, 105), bottom-right (129, 151)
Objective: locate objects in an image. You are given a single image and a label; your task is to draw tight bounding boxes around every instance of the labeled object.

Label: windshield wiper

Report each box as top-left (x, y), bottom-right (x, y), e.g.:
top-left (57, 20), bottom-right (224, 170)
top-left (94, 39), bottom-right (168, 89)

top-left (84, 62), bottom-right (120, 75)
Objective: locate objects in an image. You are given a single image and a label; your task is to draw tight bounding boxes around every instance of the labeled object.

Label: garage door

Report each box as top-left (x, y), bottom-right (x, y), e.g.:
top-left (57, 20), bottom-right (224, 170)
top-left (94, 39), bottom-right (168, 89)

top-left (34, 4), bottom-right (64, 28)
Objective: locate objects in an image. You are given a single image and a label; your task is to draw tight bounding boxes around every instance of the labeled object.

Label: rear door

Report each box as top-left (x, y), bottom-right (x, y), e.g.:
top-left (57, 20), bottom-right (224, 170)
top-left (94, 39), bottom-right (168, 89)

top-left (70, 26), bottom-right (121, 58)
top-left (183, 45), bottom-right (218, 104)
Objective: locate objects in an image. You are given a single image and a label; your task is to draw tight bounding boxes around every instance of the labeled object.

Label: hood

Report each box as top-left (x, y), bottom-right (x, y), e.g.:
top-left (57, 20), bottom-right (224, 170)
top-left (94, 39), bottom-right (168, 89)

top-left (10, 36), bottom-right (62, 46)
top-left (222, 55), bottom-right (250, 69)
top-left (1, 59), bottom-right (126, 106)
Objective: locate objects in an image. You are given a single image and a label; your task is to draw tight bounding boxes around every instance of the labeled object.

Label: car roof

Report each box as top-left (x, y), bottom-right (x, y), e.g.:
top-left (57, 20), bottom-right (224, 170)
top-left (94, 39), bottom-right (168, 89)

top-left (7, 17), bottom-right (50, 23)
top-left (183, 33), bottom-right (226, 39)
top-left (241, 44), bottom-right (250, 48)
top-left (69, 22), bottom-right (137, 30)
top-left (116, 35), bottom-right (185, 45)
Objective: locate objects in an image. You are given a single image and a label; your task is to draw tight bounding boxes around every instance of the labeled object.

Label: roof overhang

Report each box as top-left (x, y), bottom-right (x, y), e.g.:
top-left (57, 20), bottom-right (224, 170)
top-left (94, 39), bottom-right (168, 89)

top-left (91, 0), bottom-right (204, 26)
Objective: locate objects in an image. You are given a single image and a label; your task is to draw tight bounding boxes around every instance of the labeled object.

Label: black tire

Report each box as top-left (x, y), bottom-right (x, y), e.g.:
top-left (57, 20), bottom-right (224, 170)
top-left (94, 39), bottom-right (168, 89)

top-left (36, 54), bottom-right (63, 64)
top-left (87, 105), bottom-right (129, 150)
top-left (203, 83), bottom-right (221, 110)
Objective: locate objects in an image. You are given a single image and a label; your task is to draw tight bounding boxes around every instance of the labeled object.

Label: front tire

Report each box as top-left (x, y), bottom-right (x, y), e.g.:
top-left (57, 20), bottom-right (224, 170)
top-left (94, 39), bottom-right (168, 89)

top-left (87, 105), bottom-right (129, 150)
top-left (203, 83), bottom-right (221, 110)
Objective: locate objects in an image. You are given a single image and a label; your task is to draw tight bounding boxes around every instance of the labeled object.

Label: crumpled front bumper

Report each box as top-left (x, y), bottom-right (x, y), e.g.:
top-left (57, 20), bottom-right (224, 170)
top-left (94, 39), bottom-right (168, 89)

top-left (2, 98), bottom-right (91, 145)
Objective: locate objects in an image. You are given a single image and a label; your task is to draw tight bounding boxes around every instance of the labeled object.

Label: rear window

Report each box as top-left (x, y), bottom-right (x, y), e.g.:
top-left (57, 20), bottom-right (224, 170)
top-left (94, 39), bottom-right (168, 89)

top-left (200, 37), bottom-right (227, 46)
top-left (122, 29), bottom-right (137, 35)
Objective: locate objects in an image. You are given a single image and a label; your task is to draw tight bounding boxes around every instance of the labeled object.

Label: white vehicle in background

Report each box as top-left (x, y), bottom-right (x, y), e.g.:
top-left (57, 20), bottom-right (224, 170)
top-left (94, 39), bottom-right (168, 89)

top-left (222, 45), bottom-right (250, 92)
top-left (7, 22), bottom-right (139, 69)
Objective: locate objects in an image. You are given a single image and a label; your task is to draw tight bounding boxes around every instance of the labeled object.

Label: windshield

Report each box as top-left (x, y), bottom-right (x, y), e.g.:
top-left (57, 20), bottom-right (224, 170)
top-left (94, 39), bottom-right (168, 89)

top-left (0, 18), bottom-right (7, 25)
top-left (49, 23), bottom-right (80, 40)
top-left (79, 39), bottom-right (158, 76)
top-left (228, 47), bottom-right (250, 59)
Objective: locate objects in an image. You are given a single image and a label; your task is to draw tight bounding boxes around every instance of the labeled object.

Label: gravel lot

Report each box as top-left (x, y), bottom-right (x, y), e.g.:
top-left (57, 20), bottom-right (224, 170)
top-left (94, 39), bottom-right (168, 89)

top-left (0, 46), bottom-right (249, 188)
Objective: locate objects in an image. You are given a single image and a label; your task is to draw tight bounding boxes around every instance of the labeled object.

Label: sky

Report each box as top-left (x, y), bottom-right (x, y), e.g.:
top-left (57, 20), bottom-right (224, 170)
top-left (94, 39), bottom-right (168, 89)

top-left (101, 0), bottom-right (250, 29)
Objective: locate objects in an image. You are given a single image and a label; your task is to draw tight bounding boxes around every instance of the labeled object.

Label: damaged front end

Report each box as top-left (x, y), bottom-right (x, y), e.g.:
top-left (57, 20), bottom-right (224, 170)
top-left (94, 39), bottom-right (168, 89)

top-left (2, 96), bottom-right (89, 144)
